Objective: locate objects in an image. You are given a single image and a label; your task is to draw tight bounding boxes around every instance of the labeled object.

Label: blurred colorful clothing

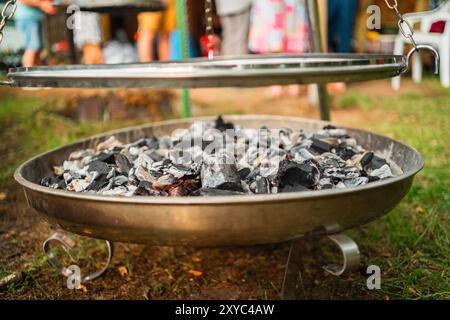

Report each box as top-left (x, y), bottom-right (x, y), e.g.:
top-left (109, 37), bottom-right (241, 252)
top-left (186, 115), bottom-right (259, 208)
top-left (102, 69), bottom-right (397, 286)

top-left (248, 0), bottom-right (311, 54)
top-left (327, 0), bottom-right (358, 53)
top-left (14, 2), bottom-right (45, 51)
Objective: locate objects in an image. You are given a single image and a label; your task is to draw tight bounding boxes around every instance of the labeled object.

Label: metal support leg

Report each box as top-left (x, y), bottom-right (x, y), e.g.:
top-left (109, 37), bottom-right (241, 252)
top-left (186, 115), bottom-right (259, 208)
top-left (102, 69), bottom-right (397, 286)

top-left (322, 234), bottom-right (360, 276)
top-left (281, 233), bottom-right (360, 299)
top-left (306, 0), bottom-right (330, 121)
top-left (43, 232), bottom-right (113, 282)
top-left (281, 240), bottom-right (303, 300)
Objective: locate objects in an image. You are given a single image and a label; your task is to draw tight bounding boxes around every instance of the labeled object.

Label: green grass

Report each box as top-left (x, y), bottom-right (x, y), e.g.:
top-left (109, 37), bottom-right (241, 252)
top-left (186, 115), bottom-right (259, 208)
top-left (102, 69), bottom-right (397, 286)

top-left (337, 81), bottom-right (450, 300)
top-left (0, 94), bottom-right (146, 187)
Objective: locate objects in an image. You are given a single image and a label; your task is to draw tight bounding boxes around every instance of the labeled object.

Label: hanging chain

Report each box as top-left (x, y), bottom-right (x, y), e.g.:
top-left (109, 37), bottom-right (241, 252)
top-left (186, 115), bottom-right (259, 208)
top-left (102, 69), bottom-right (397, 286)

top-left (0, 0), bottom-right (17, 44)
top-left (384, 0), bottom-right (418, 50)
top-left (204, 0), bottom-right (214, 59)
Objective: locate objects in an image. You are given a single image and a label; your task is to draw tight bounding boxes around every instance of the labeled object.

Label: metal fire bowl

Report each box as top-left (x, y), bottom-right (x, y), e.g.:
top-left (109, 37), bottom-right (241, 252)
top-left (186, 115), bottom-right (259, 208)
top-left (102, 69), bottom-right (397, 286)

top-left (15, 116), bottom-right (423, 247)
top-left (6, 54), bottom-right (406, 88)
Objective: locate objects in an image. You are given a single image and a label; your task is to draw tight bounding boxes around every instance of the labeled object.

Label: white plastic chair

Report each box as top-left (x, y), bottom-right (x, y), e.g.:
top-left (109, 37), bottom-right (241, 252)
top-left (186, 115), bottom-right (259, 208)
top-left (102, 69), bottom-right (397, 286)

top-left (392, 1), bottom-right (450, 89)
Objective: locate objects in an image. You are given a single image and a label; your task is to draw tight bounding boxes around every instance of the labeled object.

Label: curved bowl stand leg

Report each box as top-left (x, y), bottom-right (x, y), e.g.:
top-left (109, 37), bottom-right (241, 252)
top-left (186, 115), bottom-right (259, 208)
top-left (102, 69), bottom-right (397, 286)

top-left (323, 234), bottom-right (360, 276)
top-left (282, 233), bottom-right (360, 299)
top-left (43, 232), bottom-right (113, 282)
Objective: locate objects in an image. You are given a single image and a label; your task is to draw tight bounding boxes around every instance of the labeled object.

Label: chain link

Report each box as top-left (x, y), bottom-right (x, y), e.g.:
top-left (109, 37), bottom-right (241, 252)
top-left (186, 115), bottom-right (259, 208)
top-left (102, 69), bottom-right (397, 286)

top-left (0, 0), bottom-right (17, 44)
top-left (204, 0), bottom-right (214, 59)
top-left (384, 0), bottom-right (418, 49)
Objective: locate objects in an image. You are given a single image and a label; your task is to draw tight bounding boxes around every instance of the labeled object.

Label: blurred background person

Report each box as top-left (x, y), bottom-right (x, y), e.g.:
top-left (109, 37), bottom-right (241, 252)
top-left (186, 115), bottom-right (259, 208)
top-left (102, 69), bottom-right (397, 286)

top-left (137, 0), bottom-right (177, 62)
top-left (73, 11), bottom-right (104, 65)
top-left (327, 0), bottom-right (358, 93)
top-left (327, 0), bottom-right (358, 53)
top-left (215, 0), bottom-right (251, 56)
top-left (14, 0), bottom-right (57, 67)
top-left (249, 0), bottom-right (311, 97)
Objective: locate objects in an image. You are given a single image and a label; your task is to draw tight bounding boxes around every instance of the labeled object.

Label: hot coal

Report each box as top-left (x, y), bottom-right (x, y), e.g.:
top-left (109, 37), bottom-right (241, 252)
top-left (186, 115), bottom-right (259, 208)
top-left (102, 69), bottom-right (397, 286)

top-left (134, 181), bottom-right (167, 196)
top-left (40, 117), bottom-right (400, 197)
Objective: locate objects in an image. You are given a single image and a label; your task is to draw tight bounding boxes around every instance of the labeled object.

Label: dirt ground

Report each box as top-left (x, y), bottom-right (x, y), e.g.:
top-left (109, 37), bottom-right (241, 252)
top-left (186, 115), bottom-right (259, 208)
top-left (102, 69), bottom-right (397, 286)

top-left (0, 79), bottom-right (447, 300)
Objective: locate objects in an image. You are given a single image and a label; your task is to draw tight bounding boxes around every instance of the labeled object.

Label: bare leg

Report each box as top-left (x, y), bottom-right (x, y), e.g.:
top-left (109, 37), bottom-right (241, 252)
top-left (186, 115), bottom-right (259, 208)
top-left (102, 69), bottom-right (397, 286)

top-left (22, 49), bottom-right (40, 67)
top-left (158, 33), bottom-right (170, 61)
top-left (82, 44), bottom-right (104, 65)
top-left (138, 30), bottom-right (156, 62)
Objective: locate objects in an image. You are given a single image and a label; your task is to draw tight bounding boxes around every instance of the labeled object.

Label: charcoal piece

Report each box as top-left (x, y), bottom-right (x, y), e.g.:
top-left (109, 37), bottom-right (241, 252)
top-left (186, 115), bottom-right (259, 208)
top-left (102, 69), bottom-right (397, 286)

top-left (68, 179), bottom-right (90, 192)
top-left (40, 176), bottom-right (54, 187)
top-left (310, 137), bottom-right (333, 154)
top-left (92, 152), bottom-right (116, 164)
top-left (114, 154), bottom-right (132, 174)
top-left (162, 159), bottom-right (172, 167)
top-left (370, 156), bottom-right (388, 170)
top-left (238, 167), bottom-right (251, 180)
top-left (360, 152), bottom-right (374, 168)
top-left (148, 150), bottom-right (164, 162)
top-left (343, 177), bottom-right (369, 188)
top-left (244, 168), bottom-right (260, 182)
top-left (153, 174), bottom-right (179, 189)
top-left (131, 138), bottom-right (148, 148)
top-left (317, 153), bottom-right (346, 169)
top-left (336, 143), bottom-right (356, 160)
top-left (145, 136), bottom-right (159, 150)
top-left (319, 178), bottom-right (333, 190)
top-left (112, 146), bottom-right (124, 153)
top-left (279, 184), bottom-right (309, 193)
top-left (181, 179), bottom-right (202, 195)
top-left (277, 160), bottom-right (320, 189)
top-left (87, 161), bottom-right (110, 176)
top-left (86, 174), bottom-right (109, 191)
top-left (135, 166), bottom-right (152, 182)
top-left (40, 175), bottom-right (66, 189)
top-left (201, 160), bottom-right (243, 192)
top-left (166, 185), bottom-right (188, 197)
top-left (361, 152), bottom-right (388, 173)
top-left (134, 181), bottom-right (167, 196)
top-left (166, 180), bottom-right (200, 196)
top-left (370, 164), bottom-right (393, 179)
top-left (255, 176), bottom-right (270, 194)
top-left (298, 148), bottom-right (315, 161)
top-left (201, 139), bottom-right (216, 151)
top-left (215, 116), bottom-right (234, 132)
top-left (320, 184), bottom-right (333, 190)
top-left (159, 137), bottom-right (173, 150)
top-left (168, 163), bottom-right (198, 179)
top-left (149, 170), bottom-right (164, 179)
top-left (114, 175), bottom-right (129, 186)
